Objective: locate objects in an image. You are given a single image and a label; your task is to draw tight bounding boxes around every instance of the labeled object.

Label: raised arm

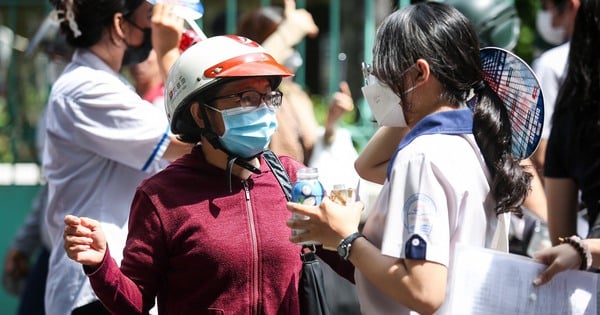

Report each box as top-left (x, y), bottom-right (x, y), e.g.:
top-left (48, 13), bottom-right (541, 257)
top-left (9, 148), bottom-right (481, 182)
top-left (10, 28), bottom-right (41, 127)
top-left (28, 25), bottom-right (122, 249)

top-left (354, 126), bottom-right (409, 184)
top-left (151, 3), bottom-right (184, 82)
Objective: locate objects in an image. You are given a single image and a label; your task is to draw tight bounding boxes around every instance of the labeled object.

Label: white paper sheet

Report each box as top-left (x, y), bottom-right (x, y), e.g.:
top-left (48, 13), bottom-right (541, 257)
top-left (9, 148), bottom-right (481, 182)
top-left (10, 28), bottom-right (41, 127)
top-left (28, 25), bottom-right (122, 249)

top-left (442, 243), bottom-right (598, 315)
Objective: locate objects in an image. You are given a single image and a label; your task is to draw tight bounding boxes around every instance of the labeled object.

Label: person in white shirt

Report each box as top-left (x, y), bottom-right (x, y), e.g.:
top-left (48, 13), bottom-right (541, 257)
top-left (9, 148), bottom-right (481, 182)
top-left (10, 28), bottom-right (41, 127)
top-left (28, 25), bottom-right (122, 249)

top-left (286, 2), bottom-right (532, 314)
top-left (43, 0), bottom-right (192, 314)
top-left (531, 0), bottom-right (580, 177)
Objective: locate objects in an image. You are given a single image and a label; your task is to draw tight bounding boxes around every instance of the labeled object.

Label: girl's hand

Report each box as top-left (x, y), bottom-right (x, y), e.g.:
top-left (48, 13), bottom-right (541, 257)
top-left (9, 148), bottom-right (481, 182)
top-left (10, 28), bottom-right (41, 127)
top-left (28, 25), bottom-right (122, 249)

top-left (287, 198), bottom-right (363, 250)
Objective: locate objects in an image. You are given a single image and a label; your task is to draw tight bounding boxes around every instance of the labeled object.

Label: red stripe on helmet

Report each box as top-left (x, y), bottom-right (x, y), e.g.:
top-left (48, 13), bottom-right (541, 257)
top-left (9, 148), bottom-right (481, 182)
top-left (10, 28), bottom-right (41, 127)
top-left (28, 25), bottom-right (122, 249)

top-left (203, 52), bottom-right (293, 78)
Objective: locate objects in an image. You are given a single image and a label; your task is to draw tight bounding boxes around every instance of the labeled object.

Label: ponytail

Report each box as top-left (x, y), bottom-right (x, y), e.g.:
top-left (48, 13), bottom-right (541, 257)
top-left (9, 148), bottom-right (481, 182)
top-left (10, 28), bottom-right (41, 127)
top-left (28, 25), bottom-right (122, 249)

top-left (472, 82), bottom-right (531, 215)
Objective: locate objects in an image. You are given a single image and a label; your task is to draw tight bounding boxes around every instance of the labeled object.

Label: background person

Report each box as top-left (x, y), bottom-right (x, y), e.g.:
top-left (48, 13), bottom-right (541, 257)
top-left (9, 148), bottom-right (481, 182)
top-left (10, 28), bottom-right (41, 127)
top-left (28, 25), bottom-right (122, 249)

top-left (531, 0), bottom-right (580, 178)
top-left (43, 0), bottom-right (192, 314)
top-left (237, 0), bottom-right (355, 168)
top-left (2, 185), bottom-right (50, 315)
top-left (1, 18), bottom-right (73, 315)
top-left (543, 0), bottom-right (600, 243)
top-left (533, 0), bottom-right (600, 286)
top-left (128, 49), bottom-right (165, 109)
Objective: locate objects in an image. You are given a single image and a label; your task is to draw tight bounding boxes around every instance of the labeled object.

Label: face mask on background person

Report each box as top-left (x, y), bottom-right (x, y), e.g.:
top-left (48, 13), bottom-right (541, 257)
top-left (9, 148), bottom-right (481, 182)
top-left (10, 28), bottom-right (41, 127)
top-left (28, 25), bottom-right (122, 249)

top-left (536, 10), bottom-right (567, 45)
top-left (213, 103), bottom-right (279, 159)
top-left (122, 28), bottom-right (153, 66)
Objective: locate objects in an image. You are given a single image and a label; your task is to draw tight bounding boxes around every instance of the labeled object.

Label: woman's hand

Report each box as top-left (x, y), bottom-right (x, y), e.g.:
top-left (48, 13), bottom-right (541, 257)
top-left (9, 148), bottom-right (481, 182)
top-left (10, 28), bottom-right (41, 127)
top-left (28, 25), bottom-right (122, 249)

top-left (151, 2), bottom-right (184, 79)
top-left (283, 0), bottom-right (319, 38)
top-left (532, 243), bottom-right (580, 286)
top-left (324, 81), bottom-right (354, 144)
top-left (287, 198), bottom-right (363, 250)
top-left (2, 248), bottom-right (29, 295)
top-left (63, 215), bottom-right (107, 269)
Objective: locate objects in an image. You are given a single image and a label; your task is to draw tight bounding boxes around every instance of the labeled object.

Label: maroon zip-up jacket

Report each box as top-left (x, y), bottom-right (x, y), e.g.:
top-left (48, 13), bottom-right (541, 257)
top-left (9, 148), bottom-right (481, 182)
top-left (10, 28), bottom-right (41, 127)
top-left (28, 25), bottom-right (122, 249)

top-left (86, 146), bottom-right (312, 314)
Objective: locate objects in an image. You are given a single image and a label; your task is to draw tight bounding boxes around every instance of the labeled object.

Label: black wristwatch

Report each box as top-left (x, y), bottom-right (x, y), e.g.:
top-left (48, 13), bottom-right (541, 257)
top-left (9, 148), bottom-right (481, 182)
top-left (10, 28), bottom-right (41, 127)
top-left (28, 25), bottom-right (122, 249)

top-left (337, 232), bottom-right (364, 261)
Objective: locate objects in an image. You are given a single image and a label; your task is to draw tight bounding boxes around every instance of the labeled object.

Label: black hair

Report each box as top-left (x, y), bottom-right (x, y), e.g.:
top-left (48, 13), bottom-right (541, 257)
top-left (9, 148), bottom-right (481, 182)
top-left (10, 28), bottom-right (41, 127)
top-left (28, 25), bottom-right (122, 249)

top-left (553, 0), bottom-right (600, 150)
top-left (49, 0), bottom-right (141, 48)
top-left (373, 2), bottom-right (531, 215)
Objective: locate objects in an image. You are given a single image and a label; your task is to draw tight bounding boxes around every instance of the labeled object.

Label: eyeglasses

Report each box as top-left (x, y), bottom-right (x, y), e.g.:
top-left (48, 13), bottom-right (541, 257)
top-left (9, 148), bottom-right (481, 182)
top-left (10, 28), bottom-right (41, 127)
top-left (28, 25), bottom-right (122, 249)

top-left (362, 62), bottom-right (373, 86)
top-left (208, 90), bottom-right (283, 110)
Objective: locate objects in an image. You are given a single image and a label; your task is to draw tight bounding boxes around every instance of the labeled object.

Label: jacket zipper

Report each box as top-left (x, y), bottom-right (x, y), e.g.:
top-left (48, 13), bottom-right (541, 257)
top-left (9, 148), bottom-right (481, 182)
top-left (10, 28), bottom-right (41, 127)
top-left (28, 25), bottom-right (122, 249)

top-left (243, 180), bottom-right (260, 315)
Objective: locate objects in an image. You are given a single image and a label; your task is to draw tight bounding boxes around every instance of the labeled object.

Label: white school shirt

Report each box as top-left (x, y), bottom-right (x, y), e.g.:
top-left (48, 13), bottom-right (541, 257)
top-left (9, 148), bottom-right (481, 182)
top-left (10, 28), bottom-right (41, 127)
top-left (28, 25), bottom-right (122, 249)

top-left (532, 41), bottom-right (569, 139)
top-left (355, 110), bottom-right (509, 315)
top-left (43, 49), bottom-right (171, 315)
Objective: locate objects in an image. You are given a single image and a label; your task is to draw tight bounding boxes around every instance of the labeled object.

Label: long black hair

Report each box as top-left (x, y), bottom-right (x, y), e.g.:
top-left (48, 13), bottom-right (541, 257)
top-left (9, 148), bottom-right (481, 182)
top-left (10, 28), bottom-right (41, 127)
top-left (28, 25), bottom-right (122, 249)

top-left (553, 0), bottom-right (600, 151)
top-left (372, 2), bottom-right (531, 215)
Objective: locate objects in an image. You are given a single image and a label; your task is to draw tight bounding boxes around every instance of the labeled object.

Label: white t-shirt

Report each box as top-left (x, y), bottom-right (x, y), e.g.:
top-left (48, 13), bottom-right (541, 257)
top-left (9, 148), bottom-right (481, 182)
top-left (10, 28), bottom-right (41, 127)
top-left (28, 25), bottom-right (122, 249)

top-left (532, 42), bottom-right (570, 139)
top-left (43, 49), bottom-right (171, 314)
top-left (354, 109), bottom-right (509, 315)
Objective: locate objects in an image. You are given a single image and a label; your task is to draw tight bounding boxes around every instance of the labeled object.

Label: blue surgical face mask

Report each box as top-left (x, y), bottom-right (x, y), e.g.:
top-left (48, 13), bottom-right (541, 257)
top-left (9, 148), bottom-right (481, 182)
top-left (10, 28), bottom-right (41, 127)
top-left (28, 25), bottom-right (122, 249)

top-left (211, 103), bottom-right (278, 159)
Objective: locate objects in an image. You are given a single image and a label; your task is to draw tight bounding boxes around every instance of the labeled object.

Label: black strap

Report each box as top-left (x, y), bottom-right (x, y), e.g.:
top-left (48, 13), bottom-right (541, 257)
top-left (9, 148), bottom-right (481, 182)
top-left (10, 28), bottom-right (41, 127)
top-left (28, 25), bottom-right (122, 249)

top-left (262, 150), bottom-right (292, 201)
top-left (262, 150), bottom-right (317, 256)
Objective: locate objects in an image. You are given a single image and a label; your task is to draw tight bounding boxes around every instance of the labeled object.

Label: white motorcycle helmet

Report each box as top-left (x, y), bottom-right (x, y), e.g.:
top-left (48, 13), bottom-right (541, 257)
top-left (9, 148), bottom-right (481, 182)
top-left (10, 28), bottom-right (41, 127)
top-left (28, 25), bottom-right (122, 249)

top-left (165, 35), bottom-right (293, 134)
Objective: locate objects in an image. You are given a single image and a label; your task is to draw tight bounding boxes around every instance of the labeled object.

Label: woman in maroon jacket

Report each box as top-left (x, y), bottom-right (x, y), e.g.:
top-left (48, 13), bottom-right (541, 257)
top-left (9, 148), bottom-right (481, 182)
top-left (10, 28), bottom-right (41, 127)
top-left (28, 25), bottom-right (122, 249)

top-left (62, 35), bottom-right (332, 314)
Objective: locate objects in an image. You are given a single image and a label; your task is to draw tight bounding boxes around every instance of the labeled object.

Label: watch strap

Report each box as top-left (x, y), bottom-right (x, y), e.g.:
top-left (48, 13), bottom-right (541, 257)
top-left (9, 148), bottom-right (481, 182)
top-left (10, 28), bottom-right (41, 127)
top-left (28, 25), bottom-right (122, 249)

top-left (338, 232), bottom-right (364, 260)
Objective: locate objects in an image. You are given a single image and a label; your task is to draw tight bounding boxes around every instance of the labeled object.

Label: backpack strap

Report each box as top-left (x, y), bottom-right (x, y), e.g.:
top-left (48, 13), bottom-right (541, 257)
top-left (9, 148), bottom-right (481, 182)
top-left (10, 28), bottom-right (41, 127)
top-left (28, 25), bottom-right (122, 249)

top-left (262, 150), bottom-right (292, 201)
top-left (263, 151), bottom-right (320, 255)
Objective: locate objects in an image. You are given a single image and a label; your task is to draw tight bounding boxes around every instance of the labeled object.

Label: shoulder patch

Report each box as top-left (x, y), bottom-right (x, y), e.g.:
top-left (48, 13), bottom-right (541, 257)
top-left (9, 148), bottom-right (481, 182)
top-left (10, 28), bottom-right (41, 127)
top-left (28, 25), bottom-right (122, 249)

top-left (405, 234), bottom-right (427, 260)
top-left (404, 193), bottom-right (437, 237)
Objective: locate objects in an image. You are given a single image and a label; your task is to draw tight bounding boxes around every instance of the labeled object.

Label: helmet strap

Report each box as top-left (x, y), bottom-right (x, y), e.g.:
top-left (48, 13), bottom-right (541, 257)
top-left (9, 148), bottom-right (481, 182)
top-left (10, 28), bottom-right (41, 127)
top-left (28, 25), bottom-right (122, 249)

top-left (199, 105), bottom-right (261, 192)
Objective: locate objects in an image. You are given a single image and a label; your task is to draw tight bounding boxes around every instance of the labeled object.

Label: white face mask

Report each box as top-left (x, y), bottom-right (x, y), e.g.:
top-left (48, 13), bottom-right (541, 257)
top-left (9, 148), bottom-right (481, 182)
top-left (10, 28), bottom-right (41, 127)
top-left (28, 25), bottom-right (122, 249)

top-left (361, 74), bottom-right (417, 127)
top-left (536, 10), bottom-right (566, 45)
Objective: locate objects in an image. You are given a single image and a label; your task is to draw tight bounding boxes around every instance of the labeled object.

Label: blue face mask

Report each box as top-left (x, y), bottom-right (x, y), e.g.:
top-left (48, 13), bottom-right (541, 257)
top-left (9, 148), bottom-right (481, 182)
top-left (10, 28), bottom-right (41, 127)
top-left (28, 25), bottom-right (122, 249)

top-left (215, 103), bottom-right (278, 159)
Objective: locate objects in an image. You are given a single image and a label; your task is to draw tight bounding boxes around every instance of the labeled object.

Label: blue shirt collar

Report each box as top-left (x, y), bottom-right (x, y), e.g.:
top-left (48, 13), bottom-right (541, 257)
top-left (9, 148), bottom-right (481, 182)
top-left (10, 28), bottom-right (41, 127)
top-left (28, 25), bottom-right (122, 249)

top-left (386, 109), bottom-right (474, 179)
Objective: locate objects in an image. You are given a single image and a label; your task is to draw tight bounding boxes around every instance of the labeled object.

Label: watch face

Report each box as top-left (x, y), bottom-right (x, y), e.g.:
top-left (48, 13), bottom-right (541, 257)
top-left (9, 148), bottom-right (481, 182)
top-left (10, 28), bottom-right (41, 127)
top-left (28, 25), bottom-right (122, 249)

top-left (337, 245), bottom-right (347, 258)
